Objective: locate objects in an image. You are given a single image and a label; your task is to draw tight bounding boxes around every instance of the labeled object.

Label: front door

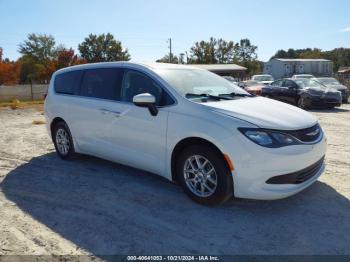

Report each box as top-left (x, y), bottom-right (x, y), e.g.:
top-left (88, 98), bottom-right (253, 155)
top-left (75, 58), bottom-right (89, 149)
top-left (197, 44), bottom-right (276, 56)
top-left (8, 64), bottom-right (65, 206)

top-left (280, 80), bottom-right (298, 104)
top-left (108, 69), bottom-right (174, 175)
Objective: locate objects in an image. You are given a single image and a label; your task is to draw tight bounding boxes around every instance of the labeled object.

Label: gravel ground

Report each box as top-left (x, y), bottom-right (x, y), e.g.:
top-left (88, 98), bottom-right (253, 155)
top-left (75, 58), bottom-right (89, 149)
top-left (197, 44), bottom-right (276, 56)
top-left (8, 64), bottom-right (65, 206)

top-left (0, 104), bottom-right (349, 256)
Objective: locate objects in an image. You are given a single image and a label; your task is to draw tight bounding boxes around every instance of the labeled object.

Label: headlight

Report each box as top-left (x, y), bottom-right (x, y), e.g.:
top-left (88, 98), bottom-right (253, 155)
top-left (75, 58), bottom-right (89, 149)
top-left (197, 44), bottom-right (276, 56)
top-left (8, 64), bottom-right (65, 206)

top-left (239, 128), bottom-right (299, 148)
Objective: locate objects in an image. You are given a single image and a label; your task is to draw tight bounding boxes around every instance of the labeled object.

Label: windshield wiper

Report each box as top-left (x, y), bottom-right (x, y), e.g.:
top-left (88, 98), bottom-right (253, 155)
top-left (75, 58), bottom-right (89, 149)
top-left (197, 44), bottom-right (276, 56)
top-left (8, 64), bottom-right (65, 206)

top-left (185, 93), bottom-right (233, 100)
top-left (219, 92), bottom-right (253, 97)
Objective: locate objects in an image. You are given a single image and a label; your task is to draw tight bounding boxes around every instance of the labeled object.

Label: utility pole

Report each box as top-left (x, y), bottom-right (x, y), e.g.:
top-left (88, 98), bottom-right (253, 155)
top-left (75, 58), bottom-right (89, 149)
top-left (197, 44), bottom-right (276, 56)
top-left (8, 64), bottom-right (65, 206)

top-left (168, 38), bottom-right (172, 63)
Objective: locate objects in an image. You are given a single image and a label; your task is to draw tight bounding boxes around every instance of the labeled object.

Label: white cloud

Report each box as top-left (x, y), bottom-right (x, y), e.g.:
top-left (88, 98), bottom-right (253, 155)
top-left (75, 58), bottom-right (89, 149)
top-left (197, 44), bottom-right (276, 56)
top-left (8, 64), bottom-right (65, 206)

top-left (341, 27), bottom-right (350, 32)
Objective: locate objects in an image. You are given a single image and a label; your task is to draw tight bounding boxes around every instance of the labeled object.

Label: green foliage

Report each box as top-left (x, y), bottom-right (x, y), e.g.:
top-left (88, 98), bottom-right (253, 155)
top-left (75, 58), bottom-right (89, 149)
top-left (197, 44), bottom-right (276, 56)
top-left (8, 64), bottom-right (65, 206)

top-left (78, 33), bottom-right (131, 63)
top-left (216, 39), bottom-right (235, 64)
top-left (156, 54), bottom-right (179, 64)
top-left (187, 37), bottom-right (260, 74)
top-left (18, 34), bottom-right (57, 64)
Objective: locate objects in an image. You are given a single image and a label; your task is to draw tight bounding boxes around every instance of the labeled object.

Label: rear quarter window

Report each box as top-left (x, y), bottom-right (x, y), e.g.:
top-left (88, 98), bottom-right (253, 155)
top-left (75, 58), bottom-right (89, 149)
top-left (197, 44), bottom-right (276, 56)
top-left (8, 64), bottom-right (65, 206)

top-left (54, 70), bottom-right (83, 95)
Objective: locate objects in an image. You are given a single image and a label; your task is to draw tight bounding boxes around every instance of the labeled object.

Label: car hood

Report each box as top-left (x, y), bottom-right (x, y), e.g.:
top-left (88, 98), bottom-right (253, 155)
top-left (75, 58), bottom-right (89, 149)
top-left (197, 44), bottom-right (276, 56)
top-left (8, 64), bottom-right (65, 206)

top-left (306, 86), bottom-right (340, 93)
top-left (324, 84), bottom-right (347, 91)
top-left (260, 80), bottom-right (274, 85)
top-left (204, 97), bottom-right (317, 130)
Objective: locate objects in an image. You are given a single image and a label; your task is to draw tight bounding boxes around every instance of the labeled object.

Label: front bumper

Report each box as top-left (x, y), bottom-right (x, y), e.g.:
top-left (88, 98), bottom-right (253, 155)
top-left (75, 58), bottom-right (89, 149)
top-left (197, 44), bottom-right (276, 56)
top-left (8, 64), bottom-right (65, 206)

top-left (306, 95), bottom-right (342, 108)
top-left (221, 130), bottom-right (327, 200)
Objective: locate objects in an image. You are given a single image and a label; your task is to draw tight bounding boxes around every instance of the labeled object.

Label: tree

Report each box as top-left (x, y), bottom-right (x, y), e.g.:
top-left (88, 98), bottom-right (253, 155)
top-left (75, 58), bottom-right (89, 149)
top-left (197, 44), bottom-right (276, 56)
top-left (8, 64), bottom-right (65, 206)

top-left (0, 47), bottom-right (3, 62)
top-left (78, 33), bottom-right (130, 63)
top-left (189, 37), bottom-right (218, 64)
top-left (216, 39), bottom-right (235, 64)
top-left (18, 33), bottom-right (56, 64)
top-left (56, 48), bottom-right (86, 69)
top-left (0, 60), bottom-right (21, 85)
top-left (234, 39), bottom-right (258, 62)
top-left (156, 54), bottom-right (179, 64)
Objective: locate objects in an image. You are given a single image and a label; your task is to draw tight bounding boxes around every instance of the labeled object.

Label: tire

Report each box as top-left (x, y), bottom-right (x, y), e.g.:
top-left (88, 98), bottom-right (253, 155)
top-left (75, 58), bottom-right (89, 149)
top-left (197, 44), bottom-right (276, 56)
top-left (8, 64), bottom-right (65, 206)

top-left (176, 145), bottom-right (233, 206)
top-left (297, 96), bottom-right (307, 109)
top-left (52, 121), bottom-right (77, 160)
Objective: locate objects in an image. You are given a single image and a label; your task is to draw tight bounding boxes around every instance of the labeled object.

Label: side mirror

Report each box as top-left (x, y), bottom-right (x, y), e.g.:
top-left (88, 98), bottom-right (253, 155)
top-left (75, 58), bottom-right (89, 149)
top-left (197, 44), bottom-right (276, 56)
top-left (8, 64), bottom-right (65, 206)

top-left (133, 93), bottom-right (158, 116)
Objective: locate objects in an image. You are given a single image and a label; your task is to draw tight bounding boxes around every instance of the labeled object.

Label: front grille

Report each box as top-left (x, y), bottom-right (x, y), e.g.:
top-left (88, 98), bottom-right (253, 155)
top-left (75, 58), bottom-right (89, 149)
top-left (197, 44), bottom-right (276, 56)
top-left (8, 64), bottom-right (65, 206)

top-left (285, 124), bottom-right (322, 143)
top-left (266, 156), bottom-right (325, 185)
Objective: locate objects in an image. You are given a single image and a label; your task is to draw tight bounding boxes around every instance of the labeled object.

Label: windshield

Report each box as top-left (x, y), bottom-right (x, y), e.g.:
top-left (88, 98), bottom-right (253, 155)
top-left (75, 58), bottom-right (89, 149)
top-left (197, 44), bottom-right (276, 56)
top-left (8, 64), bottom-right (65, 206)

top-left (294, 75), bottom-right (314, 79)
top-left (317, 78), bottom-right (340, 85)
top-left (156, 69), bottom-right (249, 97)
top-left (295, 79), bottom-right (326, 89)
top-left (253, 75), bottom-right (274, 81)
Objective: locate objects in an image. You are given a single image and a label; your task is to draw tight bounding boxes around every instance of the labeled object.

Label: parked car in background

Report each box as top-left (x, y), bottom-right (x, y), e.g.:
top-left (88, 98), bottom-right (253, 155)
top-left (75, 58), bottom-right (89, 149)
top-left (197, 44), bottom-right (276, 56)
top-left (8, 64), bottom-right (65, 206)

top-left (239, 80), bottom-right (265, 96)
top-left (222, 76), bottom-right (239, 86)
top-left (315, 77), bottom-right (349, 103)
top-left (262, 78), bottom-right (342, 109)
top-left (251, 74), bottom-right (274, 85)
top-left (45, 62), bottom-right (326, 205)
top-left (291, 74), bottom-right (315, 79)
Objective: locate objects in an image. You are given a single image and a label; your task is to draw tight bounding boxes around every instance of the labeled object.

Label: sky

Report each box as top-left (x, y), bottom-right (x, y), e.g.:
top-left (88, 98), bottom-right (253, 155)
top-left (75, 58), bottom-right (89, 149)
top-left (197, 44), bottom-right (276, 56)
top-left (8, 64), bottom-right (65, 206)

top-left (0, 0), bottom-right (349, 62)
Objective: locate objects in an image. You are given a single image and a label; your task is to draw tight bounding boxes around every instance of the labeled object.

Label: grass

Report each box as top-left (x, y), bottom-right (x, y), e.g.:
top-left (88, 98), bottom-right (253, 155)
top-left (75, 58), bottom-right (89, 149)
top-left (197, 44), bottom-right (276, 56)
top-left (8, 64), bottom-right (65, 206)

top-left (0, 99), bottom-right (44, 109)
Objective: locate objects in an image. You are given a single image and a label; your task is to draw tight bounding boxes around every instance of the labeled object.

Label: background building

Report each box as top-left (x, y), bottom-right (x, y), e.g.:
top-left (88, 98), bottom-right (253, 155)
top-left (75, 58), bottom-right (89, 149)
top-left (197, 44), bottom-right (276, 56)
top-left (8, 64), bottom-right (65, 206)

top-left (264, 58), bottom-right (333, 79)
top-left (190, 64), bottom-right (247, 80)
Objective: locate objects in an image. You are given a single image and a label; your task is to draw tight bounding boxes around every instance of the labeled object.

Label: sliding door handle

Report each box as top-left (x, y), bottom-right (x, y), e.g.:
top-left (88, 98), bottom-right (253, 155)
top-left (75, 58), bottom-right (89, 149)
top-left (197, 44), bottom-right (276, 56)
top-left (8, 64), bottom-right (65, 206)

top-left (99, 109), bottom-right (122, 117)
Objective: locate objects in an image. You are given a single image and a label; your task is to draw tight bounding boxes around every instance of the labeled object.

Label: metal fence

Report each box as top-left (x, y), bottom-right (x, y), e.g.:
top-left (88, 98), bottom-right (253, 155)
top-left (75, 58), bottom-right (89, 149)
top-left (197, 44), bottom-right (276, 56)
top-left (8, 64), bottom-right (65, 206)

top-left (0, 84), bottom-right (48, 102)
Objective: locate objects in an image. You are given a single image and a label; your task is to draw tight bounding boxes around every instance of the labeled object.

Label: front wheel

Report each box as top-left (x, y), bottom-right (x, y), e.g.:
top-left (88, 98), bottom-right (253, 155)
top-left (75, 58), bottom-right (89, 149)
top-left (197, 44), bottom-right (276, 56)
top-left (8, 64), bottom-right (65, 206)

top-left (176, 145), bottom-right (233, 206)
top-left (297, 96), bottom-right (307, 109)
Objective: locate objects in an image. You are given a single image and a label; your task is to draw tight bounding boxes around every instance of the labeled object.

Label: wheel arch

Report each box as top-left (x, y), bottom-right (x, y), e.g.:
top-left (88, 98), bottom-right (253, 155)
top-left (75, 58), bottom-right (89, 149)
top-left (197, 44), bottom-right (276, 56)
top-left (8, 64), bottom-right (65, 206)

top-left (170, 137), bottom-right (228, 182)
top-left (50, 117), bottom-right (66, 140)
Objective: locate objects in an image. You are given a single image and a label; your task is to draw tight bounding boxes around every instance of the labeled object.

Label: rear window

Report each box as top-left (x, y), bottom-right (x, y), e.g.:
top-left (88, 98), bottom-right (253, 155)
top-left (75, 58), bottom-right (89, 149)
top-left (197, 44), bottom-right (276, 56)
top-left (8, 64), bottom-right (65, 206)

top-left (54, 70), bottom-right (83, 95)
top-left (80, 68), bottom-right (122, 100)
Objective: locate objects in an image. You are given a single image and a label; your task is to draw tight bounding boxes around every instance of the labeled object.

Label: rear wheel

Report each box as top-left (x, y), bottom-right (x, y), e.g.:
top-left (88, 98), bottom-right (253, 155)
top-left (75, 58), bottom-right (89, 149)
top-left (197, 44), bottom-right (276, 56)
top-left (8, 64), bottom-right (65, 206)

top-left (176, 145), bottom-right (233, 206)
top-left (53, 122), bottom-right (76, 160)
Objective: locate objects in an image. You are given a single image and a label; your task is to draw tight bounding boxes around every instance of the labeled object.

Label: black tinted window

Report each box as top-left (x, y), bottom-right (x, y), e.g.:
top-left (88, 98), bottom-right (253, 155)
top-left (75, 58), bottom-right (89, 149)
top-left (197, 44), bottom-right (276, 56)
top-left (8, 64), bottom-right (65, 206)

top-left (54, 70), bottom-right (83, 95)
top-left (121, 70), bottom-right (173, 106)
top-left (284, 80), bottom-right (297, 88)
top-left (271, 80), bottom-right (282, 87)
top-left (80, 68), bottom-right (122, 100)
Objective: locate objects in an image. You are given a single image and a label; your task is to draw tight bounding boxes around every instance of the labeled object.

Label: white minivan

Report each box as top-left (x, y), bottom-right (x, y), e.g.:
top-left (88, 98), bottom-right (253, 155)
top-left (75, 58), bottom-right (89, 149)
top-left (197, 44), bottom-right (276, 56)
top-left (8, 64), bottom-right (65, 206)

top-left (45, 62), bottom-right (326, 205)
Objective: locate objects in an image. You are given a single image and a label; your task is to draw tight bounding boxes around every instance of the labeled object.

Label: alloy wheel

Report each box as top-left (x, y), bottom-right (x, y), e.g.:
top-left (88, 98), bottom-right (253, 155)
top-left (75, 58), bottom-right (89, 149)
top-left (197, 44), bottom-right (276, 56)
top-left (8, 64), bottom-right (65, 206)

top-left (55, 128), bottom-right (70, 155)
top-left (183, 155), bottom-right (218, 197)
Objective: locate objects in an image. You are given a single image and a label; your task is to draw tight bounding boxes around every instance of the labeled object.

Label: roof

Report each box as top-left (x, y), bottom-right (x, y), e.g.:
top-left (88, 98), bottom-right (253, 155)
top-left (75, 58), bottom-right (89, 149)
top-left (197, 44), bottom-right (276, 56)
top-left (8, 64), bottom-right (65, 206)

top-left (188, 64), bottom-right (247, 72)
top-left (273, 58), bottom-right (331, 62)
top-left (54, 62), bottom-right (247, 76)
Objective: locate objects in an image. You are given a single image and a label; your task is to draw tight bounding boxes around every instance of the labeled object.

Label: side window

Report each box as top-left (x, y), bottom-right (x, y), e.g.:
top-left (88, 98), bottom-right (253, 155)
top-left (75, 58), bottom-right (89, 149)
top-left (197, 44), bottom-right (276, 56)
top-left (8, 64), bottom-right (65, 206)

top-left (121, 70), bottom-right (174, 106)
top-left (271, 80), bottom-right (282, 87)
top-left (54, 70), bottom-right (83, 95)
top-left (80, 68), bottom-right (122, 100)
top-left (285, 80), bottom-right (297, 88)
